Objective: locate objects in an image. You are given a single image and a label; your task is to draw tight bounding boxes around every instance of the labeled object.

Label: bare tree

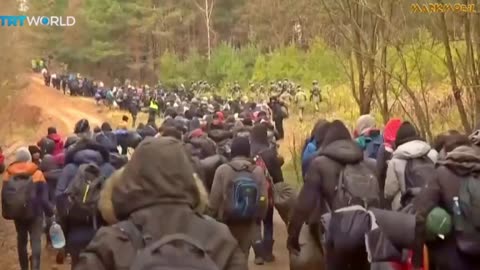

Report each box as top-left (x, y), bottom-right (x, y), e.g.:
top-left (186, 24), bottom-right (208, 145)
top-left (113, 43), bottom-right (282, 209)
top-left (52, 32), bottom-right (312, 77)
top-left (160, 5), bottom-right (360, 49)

top-left (194, 0), bottom-right (215, 61)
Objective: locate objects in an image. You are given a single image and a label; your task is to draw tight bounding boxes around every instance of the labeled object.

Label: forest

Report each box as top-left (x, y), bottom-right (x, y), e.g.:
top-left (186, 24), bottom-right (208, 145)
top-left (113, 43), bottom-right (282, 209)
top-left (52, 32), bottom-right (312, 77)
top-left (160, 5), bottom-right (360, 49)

top-left (2, 0), bottom-right (480, 138)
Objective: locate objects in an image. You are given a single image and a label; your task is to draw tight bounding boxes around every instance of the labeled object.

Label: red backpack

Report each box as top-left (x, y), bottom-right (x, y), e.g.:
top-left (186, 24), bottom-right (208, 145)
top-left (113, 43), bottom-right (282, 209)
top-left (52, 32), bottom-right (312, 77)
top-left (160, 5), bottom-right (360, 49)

top-left (254, 153), bottom-right (273, 206)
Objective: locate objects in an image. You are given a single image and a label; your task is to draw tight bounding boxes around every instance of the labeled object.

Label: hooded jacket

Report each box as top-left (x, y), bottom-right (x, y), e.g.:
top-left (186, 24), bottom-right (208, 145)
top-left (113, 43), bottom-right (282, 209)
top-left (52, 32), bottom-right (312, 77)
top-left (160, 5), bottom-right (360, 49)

top-left (40, 154), bottom-right (62, 203)
top-left (384, 140), bottom-right (438, 211)
top-left (414, 146), bottom-right (480, 269)
top-left (55, 139), bottom-right (115, 250)
top-left (3, 161), bottom-right (53, 218)
top-left (75, 137), bottom-right (247, 270)
top-left (47, 133), bottom-right (65, 155)
top-left (208, 157), bottom-right (268, 221)
top-left (288, 139), bottom-right (367, 245)
top-left (376, 118), bottom-right (402, 195)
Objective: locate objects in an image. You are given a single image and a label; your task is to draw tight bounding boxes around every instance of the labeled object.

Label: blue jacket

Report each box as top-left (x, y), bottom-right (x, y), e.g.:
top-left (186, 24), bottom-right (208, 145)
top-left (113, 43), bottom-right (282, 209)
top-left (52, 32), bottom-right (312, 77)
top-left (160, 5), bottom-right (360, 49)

top-left (55, 139), bottom-right (115, 251)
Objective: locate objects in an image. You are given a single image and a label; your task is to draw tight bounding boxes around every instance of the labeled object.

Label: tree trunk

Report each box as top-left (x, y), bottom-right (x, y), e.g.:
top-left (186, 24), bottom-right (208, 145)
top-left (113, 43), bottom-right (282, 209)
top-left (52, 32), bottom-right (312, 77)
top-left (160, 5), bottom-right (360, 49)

top-left (438, 11), bottom-right (471, 132)
top-left (205, 0), bottom-right (212, 61)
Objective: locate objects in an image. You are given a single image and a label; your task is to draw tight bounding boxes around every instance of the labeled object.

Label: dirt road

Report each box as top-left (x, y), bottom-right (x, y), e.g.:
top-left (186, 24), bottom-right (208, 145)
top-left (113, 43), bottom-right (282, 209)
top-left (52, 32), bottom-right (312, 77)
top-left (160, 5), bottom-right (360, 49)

top-left (0, 76), bottom-right (290, 270)
top-left (0, 76), bottom-right (107, 270)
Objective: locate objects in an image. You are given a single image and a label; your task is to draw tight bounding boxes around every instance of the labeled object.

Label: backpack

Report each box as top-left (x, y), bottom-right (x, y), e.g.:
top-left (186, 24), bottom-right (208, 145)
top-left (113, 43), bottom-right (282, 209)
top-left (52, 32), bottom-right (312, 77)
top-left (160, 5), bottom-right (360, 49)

top-left (254, 152), bottom-right (273, 206)
top-left (1, 174), bottom-right (35, 221)
top-left (115, 221), bottom-right (219, 270)
top-left (224, 163), bottom-right (265, 222)
top-left (364, 135), bottom-right (382, 159)
top-left (455, 175), bottom-right (480, 255)
top-left (66, 163), bottom-right (104, 228)
top-left (336, 162), bottom-right (380, 209)
top-left (39, 137), bottom-right (56, 156)
top-left (402, 156), bottom-right (434, 207)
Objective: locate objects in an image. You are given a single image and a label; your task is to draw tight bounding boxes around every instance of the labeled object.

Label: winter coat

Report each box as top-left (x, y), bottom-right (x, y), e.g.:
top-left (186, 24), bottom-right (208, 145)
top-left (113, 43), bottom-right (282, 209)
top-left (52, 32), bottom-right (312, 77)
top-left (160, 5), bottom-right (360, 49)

top-left (55, 139), bottom-right (115, 252)
top-left (414, 145), bottom-right (480, 269)
top-left (208, 157), bottom-right (268, 221)
top-left (75, 137), bottom-right (247, 270)
top-left (251, 141), bottom-right (284, 184)
top-left (288, 139), bottom-right (368, 242)
top-left (2, 161), bottom-right (53, 218)
top-left (384, 140), bottom-right (438, 211)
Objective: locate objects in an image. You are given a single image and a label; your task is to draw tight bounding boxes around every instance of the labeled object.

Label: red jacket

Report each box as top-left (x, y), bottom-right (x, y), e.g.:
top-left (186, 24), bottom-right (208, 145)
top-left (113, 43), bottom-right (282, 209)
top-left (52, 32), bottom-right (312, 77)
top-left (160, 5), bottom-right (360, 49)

top-left (47, 133), bottom-right (64, 156)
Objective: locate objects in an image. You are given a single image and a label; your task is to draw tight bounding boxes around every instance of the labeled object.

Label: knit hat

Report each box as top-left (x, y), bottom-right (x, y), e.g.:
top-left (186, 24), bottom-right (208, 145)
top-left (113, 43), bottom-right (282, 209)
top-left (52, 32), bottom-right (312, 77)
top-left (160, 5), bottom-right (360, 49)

top-left (15, 147), bottom-right (32, 162)
top-left (231, 136), bottom-right (251, 158)
top-left (394, 121), bottom-right (420, 148)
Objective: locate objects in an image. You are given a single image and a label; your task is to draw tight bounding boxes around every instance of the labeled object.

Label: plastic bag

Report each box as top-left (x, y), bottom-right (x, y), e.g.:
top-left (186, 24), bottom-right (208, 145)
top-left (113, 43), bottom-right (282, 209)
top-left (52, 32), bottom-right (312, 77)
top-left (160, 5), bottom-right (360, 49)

top-left (273, 182), bottom-right (297, 225)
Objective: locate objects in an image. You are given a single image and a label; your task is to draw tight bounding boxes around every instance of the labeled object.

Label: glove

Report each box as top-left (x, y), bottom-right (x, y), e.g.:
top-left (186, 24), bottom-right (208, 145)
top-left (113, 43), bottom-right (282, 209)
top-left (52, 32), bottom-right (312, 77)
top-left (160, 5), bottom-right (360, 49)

top-left (287, 235), bottom-right (301, 255)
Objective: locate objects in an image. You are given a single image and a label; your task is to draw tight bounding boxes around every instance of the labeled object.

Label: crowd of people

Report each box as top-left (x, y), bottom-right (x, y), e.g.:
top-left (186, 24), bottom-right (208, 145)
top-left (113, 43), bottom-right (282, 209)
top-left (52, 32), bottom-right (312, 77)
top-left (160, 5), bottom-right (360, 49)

top-left (2, 69), bottom-right (480, 270)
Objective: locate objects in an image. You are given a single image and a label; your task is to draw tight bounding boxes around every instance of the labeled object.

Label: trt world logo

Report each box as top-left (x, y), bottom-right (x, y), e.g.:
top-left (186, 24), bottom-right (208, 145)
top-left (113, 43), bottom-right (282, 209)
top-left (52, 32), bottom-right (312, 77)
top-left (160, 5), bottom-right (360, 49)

top-left (0, 15), bottom-right (76, 27)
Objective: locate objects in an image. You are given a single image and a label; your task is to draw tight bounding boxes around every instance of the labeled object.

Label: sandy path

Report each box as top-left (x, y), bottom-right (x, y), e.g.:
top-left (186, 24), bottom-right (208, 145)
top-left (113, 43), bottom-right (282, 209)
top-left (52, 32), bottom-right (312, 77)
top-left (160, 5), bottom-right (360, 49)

top-left (1, 75), bottom-right (292, 270)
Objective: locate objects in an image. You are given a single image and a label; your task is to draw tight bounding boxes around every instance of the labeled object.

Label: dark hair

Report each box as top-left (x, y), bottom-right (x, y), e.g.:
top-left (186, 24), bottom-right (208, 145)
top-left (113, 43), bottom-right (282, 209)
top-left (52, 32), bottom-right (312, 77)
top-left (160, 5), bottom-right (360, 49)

top-left (122, 115), bottom-right (129, 122)
top-left (47, 127), bottom-right (57, 135)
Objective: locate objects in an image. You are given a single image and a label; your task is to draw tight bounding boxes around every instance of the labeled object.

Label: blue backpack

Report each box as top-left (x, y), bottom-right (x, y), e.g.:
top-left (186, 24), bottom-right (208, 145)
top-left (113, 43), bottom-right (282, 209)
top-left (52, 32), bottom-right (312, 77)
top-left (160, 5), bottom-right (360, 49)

top-left (224, 164), bottom-right (264, 222)
top-left (365, 135), bottom-right (383, 160)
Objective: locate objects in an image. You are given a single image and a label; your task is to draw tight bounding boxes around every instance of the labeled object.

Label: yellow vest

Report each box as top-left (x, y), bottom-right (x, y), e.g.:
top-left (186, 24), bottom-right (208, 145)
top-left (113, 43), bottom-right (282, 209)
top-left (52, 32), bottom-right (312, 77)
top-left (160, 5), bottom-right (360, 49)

top-left (149, 100), bottom-right (158, 110)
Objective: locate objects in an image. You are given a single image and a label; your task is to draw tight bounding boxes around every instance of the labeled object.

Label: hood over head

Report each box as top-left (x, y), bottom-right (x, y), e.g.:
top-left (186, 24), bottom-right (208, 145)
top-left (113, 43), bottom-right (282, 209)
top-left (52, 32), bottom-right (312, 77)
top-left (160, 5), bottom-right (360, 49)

top-left (320, 120), bottom-right (363, 164)
top-left (112, 137), bottom-right (204, 220)
top-left (47, 133), bottom-right (62, 143)
top-left (437, 145), bottom-right (480, 176)
top-left (383, 118), bottom-right (402, 148)
top-left (321, 140), bottom-right (364, 164)
top-left (355, 114), bottom-right (376, 137)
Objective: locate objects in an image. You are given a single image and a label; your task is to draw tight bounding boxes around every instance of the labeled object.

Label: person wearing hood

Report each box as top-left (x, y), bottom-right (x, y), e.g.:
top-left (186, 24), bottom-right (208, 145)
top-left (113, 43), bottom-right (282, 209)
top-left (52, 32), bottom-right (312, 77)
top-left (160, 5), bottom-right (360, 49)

top-left (376, 118), bottom-right (402, 196)
top-left (384, 121), bottom-right (438, 211)
top-left (414, 143), bottom-right (480, 270)
top-left (95, 122), bottom-right (119, 153)
top-left (301, 119), bottom-right (330, 177)
top-left (287, 120), bottom-right (374, 270)
top-left (354, 114), bottom-right (383, 160)
top-left (250, 124), bottom-right (284, 264)
top-left (55, 138), bottom-right (115, 267)
top-left (208, 137), bottom-right (268, 259)
top-left (75, 137), bottom-right (247, 270)
top-left (38, 127), bottom-right (64, 156)
top-left (3, 147), bottom-right (54, 270)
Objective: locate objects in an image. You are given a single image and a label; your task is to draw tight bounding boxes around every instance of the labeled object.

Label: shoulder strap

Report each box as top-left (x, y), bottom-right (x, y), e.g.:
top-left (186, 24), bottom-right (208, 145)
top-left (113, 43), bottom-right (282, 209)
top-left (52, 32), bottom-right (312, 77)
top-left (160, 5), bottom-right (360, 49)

top-left (115, 220), bottom-right (145, 250)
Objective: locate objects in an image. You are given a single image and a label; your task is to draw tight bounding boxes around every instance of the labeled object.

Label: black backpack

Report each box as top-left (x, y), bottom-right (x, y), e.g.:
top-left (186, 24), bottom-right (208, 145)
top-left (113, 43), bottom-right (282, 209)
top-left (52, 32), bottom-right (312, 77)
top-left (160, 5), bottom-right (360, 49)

top-left (335, 162), bottom-right (380, 209)
top-left (39, 137), bottom-right (56, 156)
top-left (402, 156), bottom-right (434, 207)
top-left (66, 163), bottom-right (104, 228)
top-left (325, 162), bottom-right (379, 252)
top-left (455, 175), bottom-right (480, 255)
top-left (115, 221), bottom-right (219, 270)
top-left (2, 174), bottom-right (35, 221)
